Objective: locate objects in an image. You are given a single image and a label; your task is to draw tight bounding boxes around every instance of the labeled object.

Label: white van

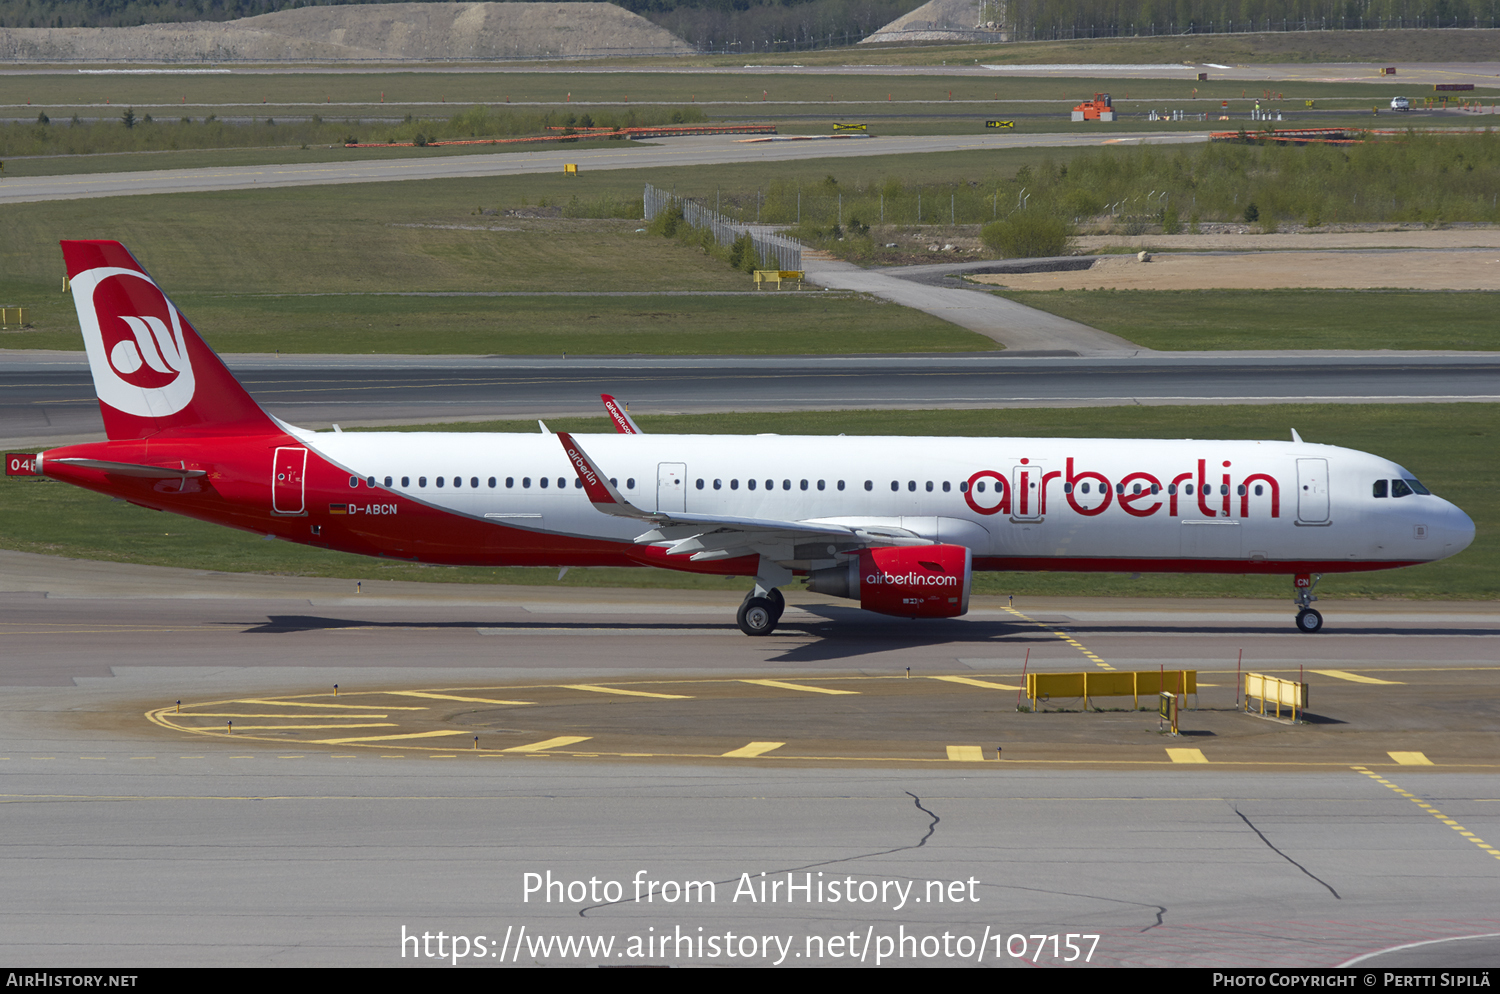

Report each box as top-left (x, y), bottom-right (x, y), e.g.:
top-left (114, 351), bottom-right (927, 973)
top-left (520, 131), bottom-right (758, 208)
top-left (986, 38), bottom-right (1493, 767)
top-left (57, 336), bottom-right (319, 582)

top-left (1391, 96), bottom-right (1410, 111)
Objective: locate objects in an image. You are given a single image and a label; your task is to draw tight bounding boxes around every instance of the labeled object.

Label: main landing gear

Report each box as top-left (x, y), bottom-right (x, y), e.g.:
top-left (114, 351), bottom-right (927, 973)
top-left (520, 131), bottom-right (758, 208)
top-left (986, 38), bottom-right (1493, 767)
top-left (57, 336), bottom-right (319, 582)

top-left (737, 587), bottom-right (785, 637)
top-left (1294, 572), bottom-right (1323, 633)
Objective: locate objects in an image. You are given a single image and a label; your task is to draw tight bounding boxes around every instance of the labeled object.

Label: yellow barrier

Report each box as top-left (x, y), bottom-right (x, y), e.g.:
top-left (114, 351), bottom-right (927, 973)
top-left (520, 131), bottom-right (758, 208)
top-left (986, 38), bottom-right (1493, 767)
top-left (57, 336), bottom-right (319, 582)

top-left (563, 163), bottom-right (578, 175)
top-left (0, 306), bottom-right (26, 327)
top-left (754, 270), bottom-right (804, 289)
top-left (1244, 672), bottom-right (1307, 721)
top-left (1027, 670), bottom-right (1195, 710)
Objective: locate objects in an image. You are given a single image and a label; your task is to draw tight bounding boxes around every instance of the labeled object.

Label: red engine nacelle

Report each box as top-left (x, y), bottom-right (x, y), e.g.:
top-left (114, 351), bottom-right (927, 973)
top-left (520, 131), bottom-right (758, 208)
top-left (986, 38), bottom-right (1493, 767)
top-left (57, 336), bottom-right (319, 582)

top-left (807, 544), bottom-right (972, 619)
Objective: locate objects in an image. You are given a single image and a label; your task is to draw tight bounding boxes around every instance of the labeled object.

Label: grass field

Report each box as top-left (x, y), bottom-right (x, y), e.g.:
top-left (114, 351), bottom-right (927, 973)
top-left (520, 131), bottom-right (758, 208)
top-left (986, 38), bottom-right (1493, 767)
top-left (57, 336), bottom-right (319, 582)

top-left (991, 289), bottom-right (1500, 351)
top-left (4, 404), bottom-right (1493, 601)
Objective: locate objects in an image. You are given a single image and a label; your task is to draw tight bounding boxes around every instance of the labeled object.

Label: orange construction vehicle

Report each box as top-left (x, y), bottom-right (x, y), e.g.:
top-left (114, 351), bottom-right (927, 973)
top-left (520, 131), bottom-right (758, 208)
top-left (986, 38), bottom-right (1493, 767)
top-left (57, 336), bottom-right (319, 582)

top-left (1071, 93), bottom-right (1115, 122)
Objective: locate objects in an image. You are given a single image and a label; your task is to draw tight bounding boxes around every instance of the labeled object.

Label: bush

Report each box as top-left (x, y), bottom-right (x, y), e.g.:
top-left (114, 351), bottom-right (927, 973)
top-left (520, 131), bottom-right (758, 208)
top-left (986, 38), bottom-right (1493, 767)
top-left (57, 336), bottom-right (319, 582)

top-left (980, 211), bottom-right (1074, 258)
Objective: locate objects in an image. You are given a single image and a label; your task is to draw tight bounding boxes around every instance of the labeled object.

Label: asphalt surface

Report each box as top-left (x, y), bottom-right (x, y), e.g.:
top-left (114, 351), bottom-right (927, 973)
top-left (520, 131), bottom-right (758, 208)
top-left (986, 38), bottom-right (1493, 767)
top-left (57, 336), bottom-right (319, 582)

top-left (4, 349), bottom-right (1497, 448)
top-left (0, 131), bottom-right (1208, 205)
top-left (2, 551), bottom-right (1498, 967)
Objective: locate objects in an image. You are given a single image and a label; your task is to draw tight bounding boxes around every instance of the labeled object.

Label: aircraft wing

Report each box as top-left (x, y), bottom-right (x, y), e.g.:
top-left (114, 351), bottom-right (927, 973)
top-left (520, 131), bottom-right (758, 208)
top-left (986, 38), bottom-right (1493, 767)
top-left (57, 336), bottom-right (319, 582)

top-left (556, 432), bottom-right (923, 562)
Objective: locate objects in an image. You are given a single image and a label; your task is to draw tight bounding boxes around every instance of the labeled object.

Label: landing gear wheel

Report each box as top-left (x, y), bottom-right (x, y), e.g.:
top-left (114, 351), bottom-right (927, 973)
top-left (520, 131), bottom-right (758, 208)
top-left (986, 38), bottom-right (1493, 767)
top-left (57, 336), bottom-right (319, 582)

top-left (737, 596), bottom-right (778, 637)
top-left (764, 587), bottom-right (785, 625)
top-left (1296, 609), bottom-right (1324, 633)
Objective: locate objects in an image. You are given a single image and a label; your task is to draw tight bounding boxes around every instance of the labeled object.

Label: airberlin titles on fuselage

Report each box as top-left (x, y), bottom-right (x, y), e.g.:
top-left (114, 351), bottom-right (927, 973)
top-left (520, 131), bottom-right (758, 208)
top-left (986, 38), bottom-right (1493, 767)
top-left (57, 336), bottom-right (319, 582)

top-left (963, 458), bottom-right (1279, 520)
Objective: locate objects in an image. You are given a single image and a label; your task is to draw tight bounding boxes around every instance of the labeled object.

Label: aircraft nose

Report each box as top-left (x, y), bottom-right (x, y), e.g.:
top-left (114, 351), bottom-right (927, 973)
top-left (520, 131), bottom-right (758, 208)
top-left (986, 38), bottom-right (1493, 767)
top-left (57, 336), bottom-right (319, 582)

top-left (1436, 500), bottom-right (1476, 558)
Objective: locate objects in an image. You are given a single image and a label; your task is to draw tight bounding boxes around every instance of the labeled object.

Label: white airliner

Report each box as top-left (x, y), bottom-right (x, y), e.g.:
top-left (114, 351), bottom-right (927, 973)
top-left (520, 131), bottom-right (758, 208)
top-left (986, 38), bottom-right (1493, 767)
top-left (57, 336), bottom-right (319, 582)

top-left (18, 241), bottom-right (1475, 636)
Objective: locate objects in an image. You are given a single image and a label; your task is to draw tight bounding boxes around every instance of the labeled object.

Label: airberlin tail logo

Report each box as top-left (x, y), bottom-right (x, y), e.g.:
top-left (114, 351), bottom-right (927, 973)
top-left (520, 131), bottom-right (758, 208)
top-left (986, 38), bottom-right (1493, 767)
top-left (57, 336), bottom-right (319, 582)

top-left (72, 267), bottom-right (196, 418)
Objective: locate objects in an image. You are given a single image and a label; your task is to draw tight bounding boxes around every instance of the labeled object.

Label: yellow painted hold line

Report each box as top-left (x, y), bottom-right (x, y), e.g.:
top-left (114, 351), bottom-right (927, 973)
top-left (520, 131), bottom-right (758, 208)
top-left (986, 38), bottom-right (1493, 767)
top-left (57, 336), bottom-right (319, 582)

top-left (503, 735), bottom-right (593, 753)
top-left (562, 685), bottom-right (693, 699)
top-left (1390, 751), bottom-right (1435, 765)
top-left (1311, 670), bottom-right (1405, 685)
top-left (309, 730), bottom-right (471, 745)
top-left (722, 741), bottom-right (785, 758)
top-left (740, 679), bottom-right (858, 696)
top-left (929, 676), bottom-right (1023, 691)
top-left (387, 691), bottom-right (534, 706)
top-left (170, 713), bottom-right (392, 719)
top-left (946, 745), bottom-right (986, 762)
top-left (1167, 748), bottom-right (1209, 763)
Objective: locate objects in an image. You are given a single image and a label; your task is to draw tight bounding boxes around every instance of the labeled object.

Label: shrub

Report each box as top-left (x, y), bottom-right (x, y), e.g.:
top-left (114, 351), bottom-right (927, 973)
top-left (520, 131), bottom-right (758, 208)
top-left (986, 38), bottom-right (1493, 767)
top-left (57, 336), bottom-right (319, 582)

top-left (980, 211), bottom-right (1074, 258)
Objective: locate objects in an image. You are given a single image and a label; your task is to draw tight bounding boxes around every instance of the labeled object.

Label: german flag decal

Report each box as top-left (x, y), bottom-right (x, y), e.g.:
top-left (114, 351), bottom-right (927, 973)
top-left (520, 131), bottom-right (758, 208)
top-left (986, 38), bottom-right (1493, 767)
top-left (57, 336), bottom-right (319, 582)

top-left (328, 503), bottom-right (348, 514)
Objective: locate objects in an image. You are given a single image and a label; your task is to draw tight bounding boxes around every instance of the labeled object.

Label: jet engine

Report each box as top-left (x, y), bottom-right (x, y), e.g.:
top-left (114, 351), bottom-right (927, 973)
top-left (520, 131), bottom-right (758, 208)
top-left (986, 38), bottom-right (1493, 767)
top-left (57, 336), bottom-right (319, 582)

top-left (807, 545), bottom-right (972, 618)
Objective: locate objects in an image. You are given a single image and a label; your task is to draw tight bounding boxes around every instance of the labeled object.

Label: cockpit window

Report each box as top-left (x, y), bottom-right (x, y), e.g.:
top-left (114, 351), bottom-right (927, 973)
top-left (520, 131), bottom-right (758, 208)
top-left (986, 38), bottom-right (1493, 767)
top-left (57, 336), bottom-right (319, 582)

top-left (1406, 478), bottom-right (1430, 495)
top-left (1373, 480), bottom-right (1388, 498)
top-left (1390, 479), bottom-right (1413, 498)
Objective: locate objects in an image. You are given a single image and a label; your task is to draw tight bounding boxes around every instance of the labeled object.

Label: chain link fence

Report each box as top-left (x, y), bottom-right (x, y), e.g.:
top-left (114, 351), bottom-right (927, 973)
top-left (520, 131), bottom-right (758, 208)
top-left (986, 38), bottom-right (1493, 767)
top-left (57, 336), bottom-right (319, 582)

top-left (644, 183), bottom-right (802, 271)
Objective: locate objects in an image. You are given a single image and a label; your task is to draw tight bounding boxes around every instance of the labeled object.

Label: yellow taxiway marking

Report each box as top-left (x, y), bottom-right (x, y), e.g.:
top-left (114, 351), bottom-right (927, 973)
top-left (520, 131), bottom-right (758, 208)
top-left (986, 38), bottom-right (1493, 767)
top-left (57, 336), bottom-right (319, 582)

top-left (309, 730), bottom-right (470, 745)
top-left (503, 736), bottom-right (593, 753)
top-left (740, 679), bottom-right (858, 696)
top-left (1003, 606), bottom-right (1114, 670)
top-left (1390, 751), bottom-right (1435, 765)
top-left (173, 713), bottom-right (391, 719)
top-left (1311, 670), bottom-right (1405, 685)
top-left (561, 685), bottom-right (692, 699)
top-left (946, 745), bottom-right (986, 762)
top-left (1167, 748), bottom-right (1209, 763)
top-left (722, 741), bottom-right (785, 758)
top-left (387, 691), bottom-right (533, 706)
top-left (239, 699), bottom-right (429, 710)
top-left (929, 675), bottom-right (1023, 691)
top-left (209, 723), bottom-right (397, 731)
top-left (1353, 766), bottom-right (1500, 860)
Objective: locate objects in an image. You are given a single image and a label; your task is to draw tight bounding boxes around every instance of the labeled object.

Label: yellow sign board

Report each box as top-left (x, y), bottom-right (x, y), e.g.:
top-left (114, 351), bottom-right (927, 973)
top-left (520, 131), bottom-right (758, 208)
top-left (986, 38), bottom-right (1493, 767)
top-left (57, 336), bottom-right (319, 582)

top-left (985, 120), bottom-right (1015, 128)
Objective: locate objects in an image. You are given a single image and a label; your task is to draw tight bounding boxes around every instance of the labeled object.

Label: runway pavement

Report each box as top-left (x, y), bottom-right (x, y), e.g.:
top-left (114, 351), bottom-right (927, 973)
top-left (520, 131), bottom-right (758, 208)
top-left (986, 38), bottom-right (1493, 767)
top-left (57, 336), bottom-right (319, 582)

top-left (2, 550), bottom-right (1499, 967)
top-left (0, 131), bottom-right (1209, 205)
top-left (4, 348), bottom-right (1497, 449)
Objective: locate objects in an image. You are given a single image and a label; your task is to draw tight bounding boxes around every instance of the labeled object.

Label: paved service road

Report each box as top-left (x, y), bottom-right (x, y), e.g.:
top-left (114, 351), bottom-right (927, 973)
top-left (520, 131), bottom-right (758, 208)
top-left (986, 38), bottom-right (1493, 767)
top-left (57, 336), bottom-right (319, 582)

top-left (3, 350), bottom-right (1497, 446)
top-left (0, 131), bottom-right (1209, 204)
top-left (3, 552), bottom-right (1499, 967)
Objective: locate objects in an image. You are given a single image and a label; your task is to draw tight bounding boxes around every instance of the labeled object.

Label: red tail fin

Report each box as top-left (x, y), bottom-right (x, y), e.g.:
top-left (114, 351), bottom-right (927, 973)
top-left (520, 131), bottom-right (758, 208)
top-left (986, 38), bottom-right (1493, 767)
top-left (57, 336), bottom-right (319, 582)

top-left (62, 241), bottom-right (277, 440)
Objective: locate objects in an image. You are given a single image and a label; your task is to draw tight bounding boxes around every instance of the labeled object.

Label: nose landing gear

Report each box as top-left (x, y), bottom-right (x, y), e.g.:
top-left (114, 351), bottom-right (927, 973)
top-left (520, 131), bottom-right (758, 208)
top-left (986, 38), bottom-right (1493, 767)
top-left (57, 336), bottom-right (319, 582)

top-left (1294, 573), bottom-right (1323, 633)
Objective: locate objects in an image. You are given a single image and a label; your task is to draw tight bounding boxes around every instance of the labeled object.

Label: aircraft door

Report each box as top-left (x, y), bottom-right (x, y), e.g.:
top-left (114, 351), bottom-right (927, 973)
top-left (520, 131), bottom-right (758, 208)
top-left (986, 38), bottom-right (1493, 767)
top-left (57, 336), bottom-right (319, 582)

top-left (1010, 464), bottom-right (1043, 521)
top-left (1296, 458), bottom-right (1330, 523)
top-left (272, 447), bottom-right (307, 514)
top-left (657, 462), bottom-right (686, 513)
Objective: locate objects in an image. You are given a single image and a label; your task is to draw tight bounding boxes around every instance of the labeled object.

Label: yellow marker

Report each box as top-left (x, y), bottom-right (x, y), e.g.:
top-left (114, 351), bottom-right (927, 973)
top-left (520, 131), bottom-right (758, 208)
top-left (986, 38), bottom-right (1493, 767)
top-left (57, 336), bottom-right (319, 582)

top-left (388, 691), bottom-right (533, 706)
top-left (1167, 748), bottom-right (1208, 763)
top-left (1312, 670), bottom-right (1404, 685)
top-left (722, 741), bottom-right (785, 758)
top-left (562, 685), bottom-right (692, 699)
top-left (1389, 751), bottom-right (1435, 765)
top-left (310, 730), bottom-right (470, 745)
top-left (740, 679), bottom-right (857, 696)
top-left (946, 745), bottom-right (985, 762)
top-left (929, 676), bottom-right (1022, 691)
top-left (503, 736), bottom-right (593, 753)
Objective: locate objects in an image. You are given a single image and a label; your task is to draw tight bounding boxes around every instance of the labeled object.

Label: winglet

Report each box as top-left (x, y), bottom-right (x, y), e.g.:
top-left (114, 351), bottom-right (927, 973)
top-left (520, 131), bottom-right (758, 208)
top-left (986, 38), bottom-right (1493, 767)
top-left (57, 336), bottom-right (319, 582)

top-left (1291, 429), bottom-right (1303, 443)
top-left (557, 432), bottom-right (654, 519)
top-left (601, 394), bottom-right (643, 434)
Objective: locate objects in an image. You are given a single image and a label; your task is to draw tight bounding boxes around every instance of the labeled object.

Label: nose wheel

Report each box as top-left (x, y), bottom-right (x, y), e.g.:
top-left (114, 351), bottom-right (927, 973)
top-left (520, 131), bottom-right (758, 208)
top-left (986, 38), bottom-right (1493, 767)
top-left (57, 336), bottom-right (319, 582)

top-left (737, 587), bottom-right (785, 637)
top-left (1293, 573), bottom-right (1323, 633)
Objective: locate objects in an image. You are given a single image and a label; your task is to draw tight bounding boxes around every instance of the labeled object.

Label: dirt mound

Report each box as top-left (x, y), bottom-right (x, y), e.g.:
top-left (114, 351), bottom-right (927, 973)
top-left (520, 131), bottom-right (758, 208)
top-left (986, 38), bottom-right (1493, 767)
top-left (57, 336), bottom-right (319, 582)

top-left (0, 2), bottom-right (694, 61)
top-left (862, 0), bottom-right (1008, 44)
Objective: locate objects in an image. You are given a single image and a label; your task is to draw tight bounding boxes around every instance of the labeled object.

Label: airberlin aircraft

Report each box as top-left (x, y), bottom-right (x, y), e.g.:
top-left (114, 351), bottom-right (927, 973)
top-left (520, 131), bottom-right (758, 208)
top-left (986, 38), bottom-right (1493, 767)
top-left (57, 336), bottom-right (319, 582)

top-left (20, 241), bottom-right (1476, 636)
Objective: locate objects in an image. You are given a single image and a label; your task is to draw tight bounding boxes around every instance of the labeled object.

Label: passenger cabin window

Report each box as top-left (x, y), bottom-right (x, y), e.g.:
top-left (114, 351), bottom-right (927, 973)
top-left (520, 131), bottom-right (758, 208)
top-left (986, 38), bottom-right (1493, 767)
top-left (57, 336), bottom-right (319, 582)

top-left (402, 477), bottom-right (410, 487)
top-left (748, 479), bottom-right (757, 491)
top-left (437, 477), bottom-right (445, 488)
top-left (418, 477), bottom-right (427, 487)
top-left (384, 477), bottom-right (393, 487)
top-left (864, 481), bottom-right (873, 491)
top-left (506, 477), bottom-right (514, 488)
top-left (488, 478), bottom-right (496, 488)
top-left (348, 476), bottom-right (358, 488)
